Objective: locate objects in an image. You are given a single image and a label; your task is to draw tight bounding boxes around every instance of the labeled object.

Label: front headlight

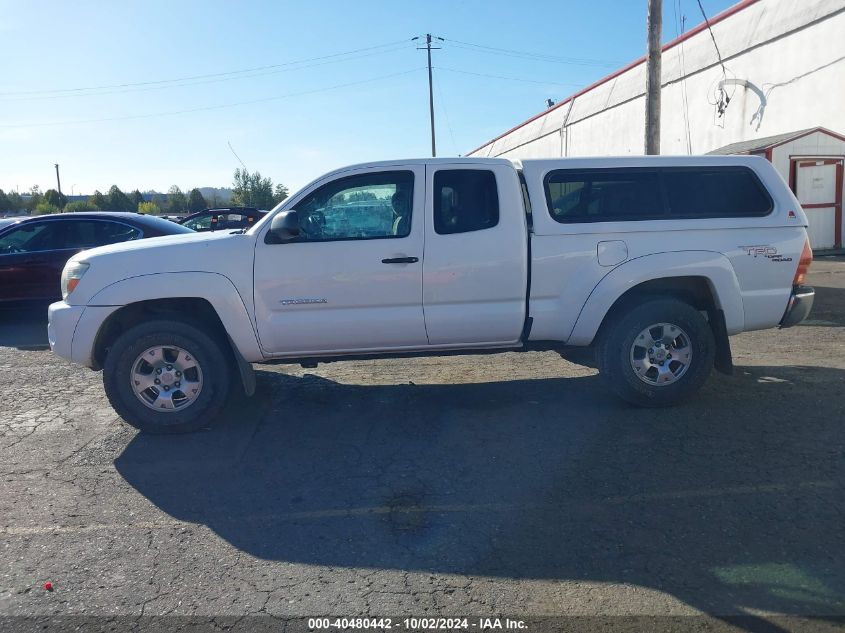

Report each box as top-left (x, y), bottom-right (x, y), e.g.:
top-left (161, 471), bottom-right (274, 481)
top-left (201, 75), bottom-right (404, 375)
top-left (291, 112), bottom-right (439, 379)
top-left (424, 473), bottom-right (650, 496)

top-left (61, 261), bottom-right (90, 300)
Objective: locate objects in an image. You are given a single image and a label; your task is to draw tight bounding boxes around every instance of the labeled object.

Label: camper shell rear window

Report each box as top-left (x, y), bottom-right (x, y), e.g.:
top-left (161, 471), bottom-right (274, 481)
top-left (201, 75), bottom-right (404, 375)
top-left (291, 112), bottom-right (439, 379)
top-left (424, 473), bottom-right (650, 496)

top-left (544, 166), bottom-right (773, 223)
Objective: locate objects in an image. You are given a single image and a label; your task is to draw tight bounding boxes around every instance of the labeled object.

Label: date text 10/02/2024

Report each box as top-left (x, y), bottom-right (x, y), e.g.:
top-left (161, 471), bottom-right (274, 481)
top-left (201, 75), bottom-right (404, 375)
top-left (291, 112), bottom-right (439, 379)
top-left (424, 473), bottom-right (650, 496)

top-left (307, 617), bottom-right (528, 630)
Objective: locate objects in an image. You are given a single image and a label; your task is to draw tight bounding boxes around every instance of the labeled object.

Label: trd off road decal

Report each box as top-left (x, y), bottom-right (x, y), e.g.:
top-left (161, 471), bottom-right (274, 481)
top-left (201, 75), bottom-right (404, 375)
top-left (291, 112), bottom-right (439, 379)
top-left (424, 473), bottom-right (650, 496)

top-left (739, 245), bottom-right (793, 263)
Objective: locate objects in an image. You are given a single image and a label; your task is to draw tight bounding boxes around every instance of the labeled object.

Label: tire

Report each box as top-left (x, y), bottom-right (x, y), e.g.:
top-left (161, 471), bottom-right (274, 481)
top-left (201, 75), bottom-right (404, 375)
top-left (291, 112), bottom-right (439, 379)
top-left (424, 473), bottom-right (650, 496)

top-left (596, 298), bottom-right (715, 407)
top-left (102, 319), bottom-right (232, 433)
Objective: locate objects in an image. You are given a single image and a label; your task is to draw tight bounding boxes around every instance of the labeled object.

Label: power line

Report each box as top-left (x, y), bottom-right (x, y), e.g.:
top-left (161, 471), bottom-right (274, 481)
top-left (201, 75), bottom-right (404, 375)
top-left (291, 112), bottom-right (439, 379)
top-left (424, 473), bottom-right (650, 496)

top-left (227, 141), bottom-right (248, 171)
top-left (0, 39), bottom-right (414, 97)
top-left (0, 68), bottom-right (425, 130)
top-left (432, 71), bottom-right (458, 156)
top-left (442, 37), bottom-right (620, 67)
top-left (2, 34), bottom-right (620, 107)
top-left (445, 41), bottom-right (617, 67)
top-left (436, 66), bottom-right (582, 88)
top-left (674, 0), bottom-right (693, 153)
top-left (0, 33), bottom-right (626, 136)
top-left (0, 44), bottom-right (415, 102)
top-left (695, 0), bottom-right (732, 124)
top-left (695, 0), bottom-right (727, 75)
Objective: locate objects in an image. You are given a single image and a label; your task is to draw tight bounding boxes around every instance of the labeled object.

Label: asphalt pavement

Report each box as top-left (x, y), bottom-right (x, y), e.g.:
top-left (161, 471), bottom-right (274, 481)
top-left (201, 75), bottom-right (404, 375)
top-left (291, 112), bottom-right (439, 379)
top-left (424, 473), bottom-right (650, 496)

top-left (1, 259), bottom-right (843, 632)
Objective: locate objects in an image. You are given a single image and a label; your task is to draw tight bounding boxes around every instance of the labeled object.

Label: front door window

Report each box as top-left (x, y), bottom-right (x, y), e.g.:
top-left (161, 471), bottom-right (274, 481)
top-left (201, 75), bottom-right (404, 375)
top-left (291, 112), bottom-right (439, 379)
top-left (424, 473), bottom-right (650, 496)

top-left (294, 171), bottom-right (414, 241)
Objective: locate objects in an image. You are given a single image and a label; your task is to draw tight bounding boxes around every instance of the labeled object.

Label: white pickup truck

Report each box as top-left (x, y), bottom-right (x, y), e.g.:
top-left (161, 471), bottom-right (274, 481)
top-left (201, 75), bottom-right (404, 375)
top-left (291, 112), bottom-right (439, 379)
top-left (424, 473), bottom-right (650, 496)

top-left (49, 156), bottom-right (814, 433)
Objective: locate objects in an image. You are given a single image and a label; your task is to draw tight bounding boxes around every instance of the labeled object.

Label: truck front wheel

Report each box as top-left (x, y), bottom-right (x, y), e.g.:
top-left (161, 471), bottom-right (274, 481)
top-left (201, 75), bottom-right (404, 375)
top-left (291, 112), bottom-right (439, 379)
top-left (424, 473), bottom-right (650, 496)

top-left (596, 299), bottom-right (715, 407)
top-left (102, 319), bottom-right (232, 433)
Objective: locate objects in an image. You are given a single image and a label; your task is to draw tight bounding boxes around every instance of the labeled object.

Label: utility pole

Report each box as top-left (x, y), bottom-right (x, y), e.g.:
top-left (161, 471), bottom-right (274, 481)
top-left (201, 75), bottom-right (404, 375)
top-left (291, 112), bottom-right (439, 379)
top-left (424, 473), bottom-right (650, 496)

top-left (54, 163), bottom-right (62, 194)
top-left (415, 34), bottom-right (442, 157)
top-left (644, 0), bottom-right (662, 154)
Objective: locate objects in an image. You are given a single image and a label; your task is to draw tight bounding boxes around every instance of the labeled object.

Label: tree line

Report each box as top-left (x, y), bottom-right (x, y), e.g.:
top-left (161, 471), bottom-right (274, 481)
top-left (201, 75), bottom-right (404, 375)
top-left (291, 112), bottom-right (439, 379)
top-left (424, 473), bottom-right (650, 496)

top-left (0, 169), bottom-right (289, 216)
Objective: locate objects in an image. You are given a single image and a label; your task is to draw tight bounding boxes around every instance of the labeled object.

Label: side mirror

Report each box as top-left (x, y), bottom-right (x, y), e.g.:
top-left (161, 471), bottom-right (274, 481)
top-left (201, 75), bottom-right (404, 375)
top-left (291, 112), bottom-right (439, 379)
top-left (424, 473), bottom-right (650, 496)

top-left (266, 210), bottom-right (300, 243)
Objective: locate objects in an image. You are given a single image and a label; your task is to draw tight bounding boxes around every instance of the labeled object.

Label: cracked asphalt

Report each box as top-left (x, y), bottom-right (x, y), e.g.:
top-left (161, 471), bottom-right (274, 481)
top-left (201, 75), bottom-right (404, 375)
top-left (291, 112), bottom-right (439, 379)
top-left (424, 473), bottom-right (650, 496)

top-left (0, 258), bottom-right (843, 628)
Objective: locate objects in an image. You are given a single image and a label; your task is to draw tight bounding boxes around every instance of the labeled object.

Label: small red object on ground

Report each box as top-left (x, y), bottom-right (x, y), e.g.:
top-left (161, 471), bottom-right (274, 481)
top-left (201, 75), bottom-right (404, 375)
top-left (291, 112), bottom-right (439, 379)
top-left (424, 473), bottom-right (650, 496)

top-left (43, 582), bottom-right (53, 591)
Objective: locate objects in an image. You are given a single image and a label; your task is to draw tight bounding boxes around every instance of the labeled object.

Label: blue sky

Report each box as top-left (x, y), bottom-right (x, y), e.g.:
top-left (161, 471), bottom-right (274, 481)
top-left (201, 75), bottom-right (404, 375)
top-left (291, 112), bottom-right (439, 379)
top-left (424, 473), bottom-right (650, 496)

top-left (0, 0), bottom-right (738, 195)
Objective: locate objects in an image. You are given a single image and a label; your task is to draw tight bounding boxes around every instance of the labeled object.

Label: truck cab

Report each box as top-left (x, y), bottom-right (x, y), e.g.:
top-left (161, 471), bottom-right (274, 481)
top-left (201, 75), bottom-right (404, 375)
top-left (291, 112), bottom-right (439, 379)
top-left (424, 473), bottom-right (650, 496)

top-left (253, 159), bottom-right (528, 355)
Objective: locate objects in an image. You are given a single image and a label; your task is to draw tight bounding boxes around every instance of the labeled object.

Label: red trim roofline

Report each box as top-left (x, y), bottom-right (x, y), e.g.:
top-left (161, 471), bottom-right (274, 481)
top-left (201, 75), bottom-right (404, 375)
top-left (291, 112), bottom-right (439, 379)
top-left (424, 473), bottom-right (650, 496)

top-left (767, 127), bottom-right (845, 150)
top-left (467, 0), bottom-right (761, 156)
top-left (729, 128), bottom-right (845, 155)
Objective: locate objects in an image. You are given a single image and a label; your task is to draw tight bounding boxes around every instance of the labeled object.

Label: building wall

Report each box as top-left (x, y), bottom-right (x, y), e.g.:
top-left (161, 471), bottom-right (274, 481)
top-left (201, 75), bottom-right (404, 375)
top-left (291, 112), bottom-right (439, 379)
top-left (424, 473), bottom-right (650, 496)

top-left (468, 0), bottom-right (845, 159)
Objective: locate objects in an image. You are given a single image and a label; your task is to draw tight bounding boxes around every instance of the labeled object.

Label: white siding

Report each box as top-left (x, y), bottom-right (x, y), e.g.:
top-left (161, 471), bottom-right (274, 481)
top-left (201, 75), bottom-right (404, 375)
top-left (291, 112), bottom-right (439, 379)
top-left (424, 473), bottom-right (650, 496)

top-left (805, 209), bottom-right (837, 249)
top-left (469, 0), bottom-right (845, 160)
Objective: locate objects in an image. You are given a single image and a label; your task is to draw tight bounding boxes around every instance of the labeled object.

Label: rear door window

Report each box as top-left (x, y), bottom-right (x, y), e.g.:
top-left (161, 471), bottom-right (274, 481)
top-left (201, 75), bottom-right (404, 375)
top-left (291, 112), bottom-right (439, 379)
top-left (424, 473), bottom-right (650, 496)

top-left (64, 221), bottom-right (142, 249)
top-left (95, 220), bottom-right (142, 244)
top-left (434, 170), bottom-right (499, 234)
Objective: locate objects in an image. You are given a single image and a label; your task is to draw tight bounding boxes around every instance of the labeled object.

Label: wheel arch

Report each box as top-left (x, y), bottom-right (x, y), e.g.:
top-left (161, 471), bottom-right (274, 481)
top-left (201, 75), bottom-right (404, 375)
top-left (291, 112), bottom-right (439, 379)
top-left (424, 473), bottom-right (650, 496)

top-left (568, 251), bottom-right (744, 356)
top-left (85, 271), bottom-right (263, 365)
top-left (90, 295), bottom-right (259, 396)
top-left (92, 297), bottom-right (222, 369)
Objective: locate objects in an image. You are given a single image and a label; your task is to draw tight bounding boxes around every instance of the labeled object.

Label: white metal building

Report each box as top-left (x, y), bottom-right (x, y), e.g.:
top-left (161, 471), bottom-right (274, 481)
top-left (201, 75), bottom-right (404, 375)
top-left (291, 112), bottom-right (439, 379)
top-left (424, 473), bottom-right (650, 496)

top-left (467, 0), bottom-right (845, 249)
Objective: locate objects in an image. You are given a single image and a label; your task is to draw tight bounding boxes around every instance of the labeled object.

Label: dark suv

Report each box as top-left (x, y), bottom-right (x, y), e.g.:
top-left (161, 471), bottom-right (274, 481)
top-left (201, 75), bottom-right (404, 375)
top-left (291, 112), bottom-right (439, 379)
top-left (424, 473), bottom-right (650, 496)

top-left (178, 207), bottom-right (266, 232)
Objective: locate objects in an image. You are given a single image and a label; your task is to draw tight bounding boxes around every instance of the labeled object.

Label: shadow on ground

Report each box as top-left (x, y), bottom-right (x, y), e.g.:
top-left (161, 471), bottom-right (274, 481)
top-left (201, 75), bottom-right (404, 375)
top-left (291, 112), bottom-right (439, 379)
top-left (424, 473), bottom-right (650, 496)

top-left (115, 363), bottom-right (845, 624)
top-left (0, 284), bottom-right (839, 625)
top-left (0, 302), bottom-right (50, 349)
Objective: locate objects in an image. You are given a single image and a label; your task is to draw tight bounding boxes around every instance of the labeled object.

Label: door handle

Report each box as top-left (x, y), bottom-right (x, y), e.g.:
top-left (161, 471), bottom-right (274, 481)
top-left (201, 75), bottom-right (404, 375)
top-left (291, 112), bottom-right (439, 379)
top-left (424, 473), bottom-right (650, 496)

top-left (381, 256), bottom-right (419, 264)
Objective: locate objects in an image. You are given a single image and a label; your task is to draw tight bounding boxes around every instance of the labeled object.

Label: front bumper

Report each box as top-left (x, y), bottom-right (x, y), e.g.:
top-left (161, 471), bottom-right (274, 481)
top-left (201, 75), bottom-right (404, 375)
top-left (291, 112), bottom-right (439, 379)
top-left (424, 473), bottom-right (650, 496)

top-left (49, 302), bottom-right (120, 368)
top-left (779, 286), bottom-right (815, 328)
top-left (48, 301), bottom-right (85, 361)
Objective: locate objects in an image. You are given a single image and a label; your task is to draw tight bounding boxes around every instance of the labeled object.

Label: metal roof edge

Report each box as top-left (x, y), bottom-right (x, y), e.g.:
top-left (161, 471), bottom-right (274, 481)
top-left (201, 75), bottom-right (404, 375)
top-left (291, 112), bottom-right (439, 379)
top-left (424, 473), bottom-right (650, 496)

top-left (465, 0), bottom-right (762, 157)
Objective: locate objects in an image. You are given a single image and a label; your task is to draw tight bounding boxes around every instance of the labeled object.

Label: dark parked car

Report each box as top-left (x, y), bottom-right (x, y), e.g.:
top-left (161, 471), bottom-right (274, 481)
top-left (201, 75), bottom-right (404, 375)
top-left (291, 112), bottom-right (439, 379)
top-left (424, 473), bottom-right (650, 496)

top-left (178, 207), bottom-right (266, 232)
top-left (0, 212), bottom-right (194, 303)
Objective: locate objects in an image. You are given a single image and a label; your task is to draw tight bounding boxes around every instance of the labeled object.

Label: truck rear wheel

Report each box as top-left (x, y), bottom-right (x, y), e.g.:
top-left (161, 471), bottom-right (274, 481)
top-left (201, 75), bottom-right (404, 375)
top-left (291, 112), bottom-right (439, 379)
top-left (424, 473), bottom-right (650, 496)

top-left (102, 319), bottom-right (232, 433)
top-left (596, 299), bottom-right (715, 407)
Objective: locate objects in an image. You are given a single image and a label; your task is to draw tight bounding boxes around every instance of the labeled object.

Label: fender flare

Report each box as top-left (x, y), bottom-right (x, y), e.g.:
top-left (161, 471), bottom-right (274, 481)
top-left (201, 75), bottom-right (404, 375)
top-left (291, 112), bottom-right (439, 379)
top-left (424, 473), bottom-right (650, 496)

top-left (567, 251), bottom-right (745, 346)
top-left (88, 271), bottom-right (264, 362)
